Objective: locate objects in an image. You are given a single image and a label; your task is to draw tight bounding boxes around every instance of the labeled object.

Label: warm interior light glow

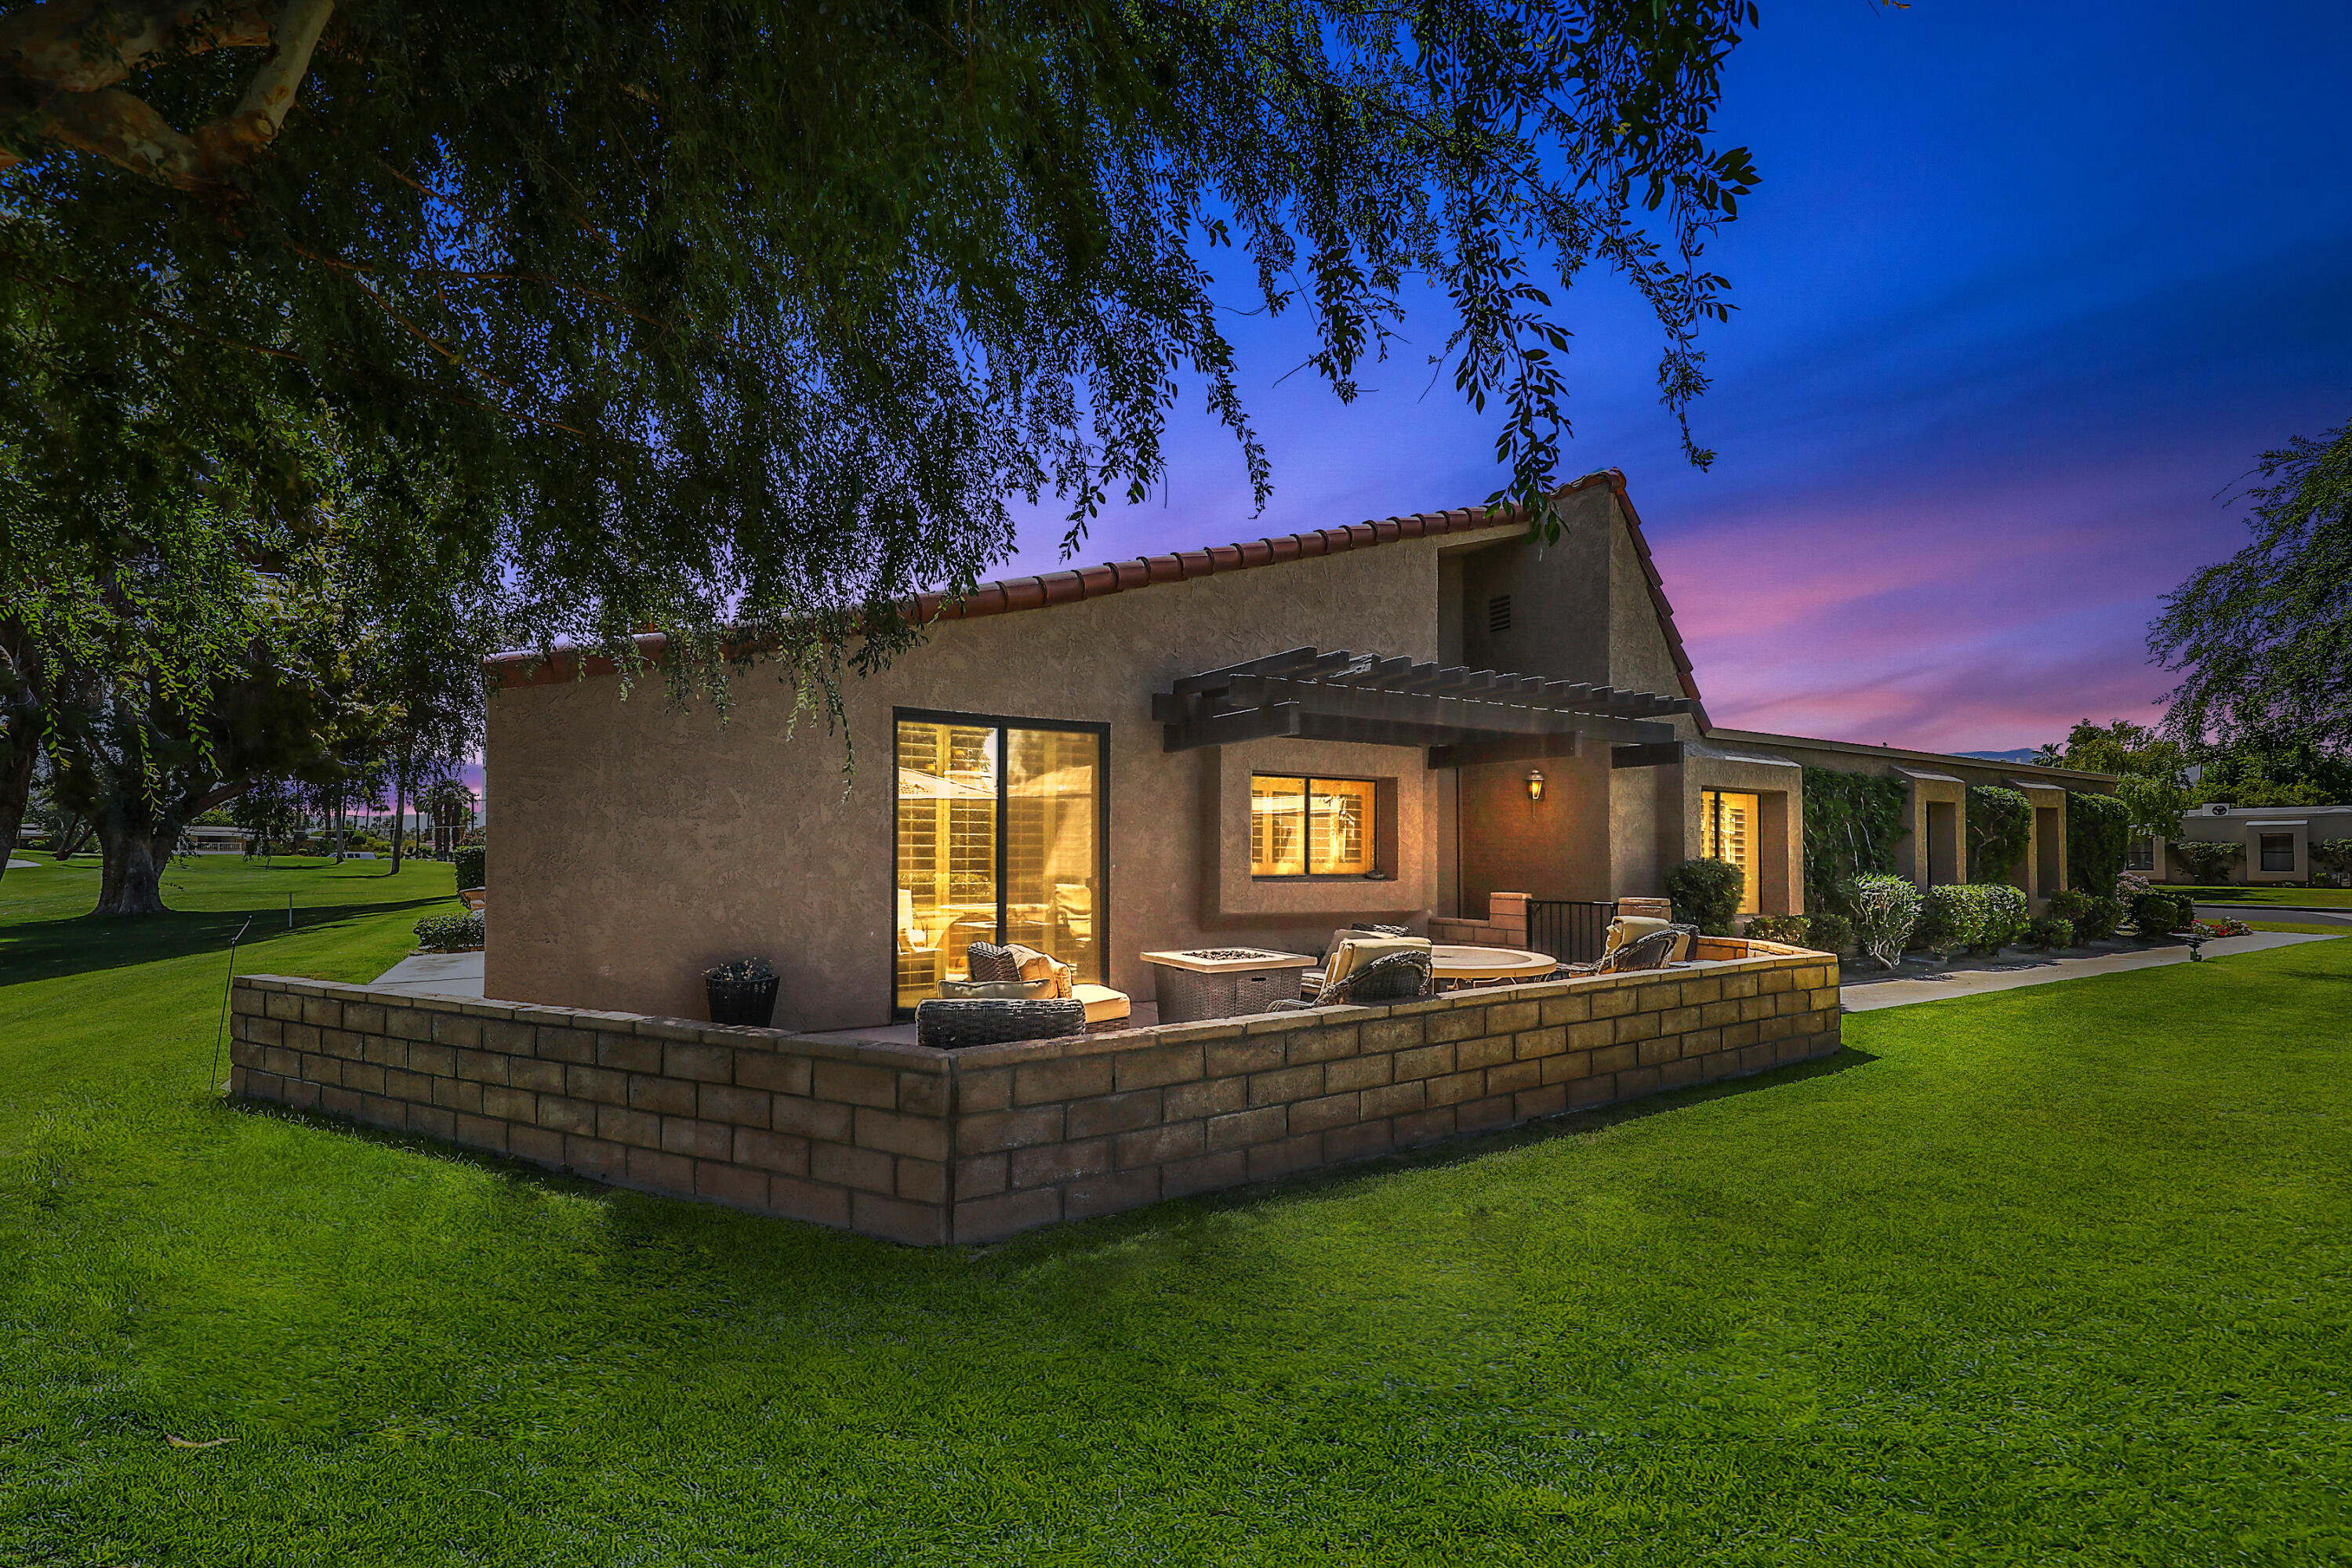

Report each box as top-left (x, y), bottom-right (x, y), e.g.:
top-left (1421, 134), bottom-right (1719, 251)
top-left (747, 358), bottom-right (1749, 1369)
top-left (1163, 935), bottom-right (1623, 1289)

top-left (1526, 769), bottom-right (1545, 803)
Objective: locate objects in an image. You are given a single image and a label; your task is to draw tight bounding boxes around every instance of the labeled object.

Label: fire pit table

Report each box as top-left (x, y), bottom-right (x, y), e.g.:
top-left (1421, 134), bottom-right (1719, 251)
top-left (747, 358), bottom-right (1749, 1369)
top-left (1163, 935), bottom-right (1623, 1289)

top-left (1141, 948), bottom-right (1319, 1024)
top-left (1430, 945), bottom-right (1560, 986)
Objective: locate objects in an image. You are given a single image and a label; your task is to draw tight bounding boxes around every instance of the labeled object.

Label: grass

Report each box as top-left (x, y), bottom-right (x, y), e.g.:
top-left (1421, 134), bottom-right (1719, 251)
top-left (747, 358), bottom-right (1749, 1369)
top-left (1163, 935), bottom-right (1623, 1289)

top-left (2168, 884), bottom-right (2352, 908)
top-left (3, 861), bottom-right (2350, 1564)
top-left (2247, 920), bottom-right (2352, 935)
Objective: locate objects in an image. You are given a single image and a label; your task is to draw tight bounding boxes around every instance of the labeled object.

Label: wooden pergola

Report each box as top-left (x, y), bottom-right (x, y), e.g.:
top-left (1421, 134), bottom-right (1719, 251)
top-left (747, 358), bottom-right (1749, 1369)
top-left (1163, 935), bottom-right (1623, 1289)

top-left (1152, 647), bottom-right (1690, 768)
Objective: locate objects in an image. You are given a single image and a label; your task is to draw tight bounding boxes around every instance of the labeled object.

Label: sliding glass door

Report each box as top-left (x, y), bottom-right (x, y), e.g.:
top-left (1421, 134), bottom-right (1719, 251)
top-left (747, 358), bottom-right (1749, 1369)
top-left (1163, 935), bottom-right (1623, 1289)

top-left (894, 713), bottom-right (1105, 1013)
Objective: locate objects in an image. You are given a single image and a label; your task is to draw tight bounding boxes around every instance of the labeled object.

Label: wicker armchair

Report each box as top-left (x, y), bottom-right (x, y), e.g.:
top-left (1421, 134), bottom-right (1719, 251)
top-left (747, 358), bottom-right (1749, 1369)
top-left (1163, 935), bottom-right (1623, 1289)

top-left (1557, 924), bottom-right (1695, 977)
top-left (1266, 949), bottom-right (1433, 1012)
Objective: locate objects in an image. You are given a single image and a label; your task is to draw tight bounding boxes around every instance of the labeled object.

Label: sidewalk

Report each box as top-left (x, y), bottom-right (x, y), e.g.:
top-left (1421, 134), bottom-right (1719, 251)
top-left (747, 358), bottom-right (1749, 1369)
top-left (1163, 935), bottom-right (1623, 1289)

top-left (1840, 931), bottom-right (2339, 1012)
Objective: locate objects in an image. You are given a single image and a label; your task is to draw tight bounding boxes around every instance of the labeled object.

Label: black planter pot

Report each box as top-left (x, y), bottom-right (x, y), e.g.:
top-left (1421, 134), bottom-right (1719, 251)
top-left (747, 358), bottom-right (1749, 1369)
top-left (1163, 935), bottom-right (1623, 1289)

top-left (706, 973), bottom-right (781, 1028)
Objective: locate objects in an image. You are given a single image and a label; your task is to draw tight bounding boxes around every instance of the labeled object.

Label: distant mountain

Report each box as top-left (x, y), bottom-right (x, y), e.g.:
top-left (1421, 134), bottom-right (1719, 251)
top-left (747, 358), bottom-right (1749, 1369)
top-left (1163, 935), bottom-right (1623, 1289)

top-left (1955, 748), bottom-right (2047, 764)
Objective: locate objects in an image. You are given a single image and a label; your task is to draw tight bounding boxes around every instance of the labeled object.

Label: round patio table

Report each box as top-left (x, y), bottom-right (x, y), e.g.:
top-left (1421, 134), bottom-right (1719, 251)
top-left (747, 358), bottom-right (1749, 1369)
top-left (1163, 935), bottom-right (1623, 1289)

top-left (1429, 945), bottom-right (1559, 984)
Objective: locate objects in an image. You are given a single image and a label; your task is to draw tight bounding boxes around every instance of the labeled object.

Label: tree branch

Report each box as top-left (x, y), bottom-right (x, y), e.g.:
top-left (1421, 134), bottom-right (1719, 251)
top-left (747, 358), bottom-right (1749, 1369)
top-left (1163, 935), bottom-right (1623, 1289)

top-left (0, 0), bottom-right (328, 190)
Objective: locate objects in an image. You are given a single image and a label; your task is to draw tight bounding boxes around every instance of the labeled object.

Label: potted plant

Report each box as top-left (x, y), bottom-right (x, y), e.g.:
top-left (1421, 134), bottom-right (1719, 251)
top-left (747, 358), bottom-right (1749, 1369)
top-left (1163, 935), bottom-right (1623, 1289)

top-left (704, 957), bottom-right (780, 1027)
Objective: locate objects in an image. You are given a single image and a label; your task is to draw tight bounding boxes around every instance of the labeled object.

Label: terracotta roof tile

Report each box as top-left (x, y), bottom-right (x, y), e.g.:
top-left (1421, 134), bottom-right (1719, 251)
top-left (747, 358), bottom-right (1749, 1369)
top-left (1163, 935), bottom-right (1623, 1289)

top-left (488, 466), bottom-right (1707, 719)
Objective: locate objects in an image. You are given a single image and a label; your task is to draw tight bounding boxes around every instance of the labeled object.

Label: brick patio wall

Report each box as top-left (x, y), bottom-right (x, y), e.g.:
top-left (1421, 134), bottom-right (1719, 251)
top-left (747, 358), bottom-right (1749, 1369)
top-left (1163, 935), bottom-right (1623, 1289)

top-left (230, 938), bottom-right (1838, 1246)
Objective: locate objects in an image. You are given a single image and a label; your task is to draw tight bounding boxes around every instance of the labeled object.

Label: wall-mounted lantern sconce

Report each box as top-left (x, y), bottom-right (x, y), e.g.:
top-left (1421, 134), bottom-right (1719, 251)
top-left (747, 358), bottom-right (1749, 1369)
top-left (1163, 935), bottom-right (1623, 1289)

top-left (1525, 768), bottom-right (1546, 804)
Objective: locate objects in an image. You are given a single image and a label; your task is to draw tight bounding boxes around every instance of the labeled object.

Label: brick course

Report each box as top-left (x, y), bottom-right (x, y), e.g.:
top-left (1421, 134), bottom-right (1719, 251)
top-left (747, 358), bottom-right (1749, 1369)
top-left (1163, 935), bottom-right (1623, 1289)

top-left (229, 938), bottom-right (1837, 1247)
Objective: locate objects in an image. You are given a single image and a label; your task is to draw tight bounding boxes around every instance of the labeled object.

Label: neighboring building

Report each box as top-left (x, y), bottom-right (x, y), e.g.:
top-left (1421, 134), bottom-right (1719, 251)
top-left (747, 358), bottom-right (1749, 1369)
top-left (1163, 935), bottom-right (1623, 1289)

top-left (483, 470), bottom-right (2117, 1032)
top-left (2140, 803), bottom-right (2352, 884)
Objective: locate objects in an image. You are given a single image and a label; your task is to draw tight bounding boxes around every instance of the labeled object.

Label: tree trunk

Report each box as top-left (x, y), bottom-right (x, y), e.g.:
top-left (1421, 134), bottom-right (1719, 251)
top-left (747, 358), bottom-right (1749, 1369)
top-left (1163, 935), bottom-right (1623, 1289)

top-left (390, 750), bottom-right (407, 870)
top-left (0, 736), bottom-right (31, 886)
top-left (93, 818), bottom-right (173, 915)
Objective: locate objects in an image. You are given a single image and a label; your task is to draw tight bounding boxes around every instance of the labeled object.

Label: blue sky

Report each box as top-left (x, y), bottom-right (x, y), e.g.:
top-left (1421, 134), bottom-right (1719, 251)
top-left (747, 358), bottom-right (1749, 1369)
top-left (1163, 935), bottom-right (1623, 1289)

top-left (993, 0), bottom-right (2352, 753)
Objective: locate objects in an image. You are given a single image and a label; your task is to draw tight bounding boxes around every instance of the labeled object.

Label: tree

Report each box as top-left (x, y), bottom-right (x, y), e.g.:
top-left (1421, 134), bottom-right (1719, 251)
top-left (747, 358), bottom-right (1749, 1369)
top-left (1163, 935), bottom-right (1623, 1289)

top-left (3, 0), bottom-right (1766, 708)
top-left (2187, 731), bottom-right (2352, 808)
top-left (42, 630), bottom-right (379, 913)
top-left (2152, 419), bottom-right (2352, 753)
top-left (2037, 719), bottom-right (2191, 843)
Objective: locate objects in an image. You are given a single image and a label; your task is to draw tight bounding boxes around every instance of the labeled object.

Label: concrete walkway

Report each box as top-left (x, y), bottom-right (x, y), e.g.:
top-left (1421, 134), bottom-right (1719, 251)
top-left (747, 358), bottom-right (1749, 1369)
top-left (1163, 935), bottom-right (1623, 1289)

top-left (370, 950), bottom-right (486, 998)
top-left (1840, 931), bottom-right (2339, 1012)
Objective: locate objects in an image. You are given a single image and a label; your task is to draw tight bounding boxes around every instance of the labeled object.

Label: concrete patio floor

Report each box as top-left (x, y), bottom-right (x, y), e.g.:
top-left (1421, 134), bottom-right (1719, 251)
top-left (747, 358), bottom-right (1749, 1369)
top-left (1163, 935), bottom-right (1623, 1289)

top-left (368, 949), bottom-right (487, 999)
top-left (374, 933), bottom-right (2345, 1024)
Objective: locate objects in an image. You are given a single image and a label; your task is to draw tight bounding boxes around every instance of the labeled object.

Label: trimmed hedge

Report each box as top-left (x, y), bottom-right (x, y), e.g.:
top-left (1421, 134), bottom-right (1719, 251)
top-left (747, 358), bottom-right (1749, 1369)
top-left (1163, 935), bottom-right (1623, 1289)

top-left (2048, 888), bottom-right (2122, 942)
top-left (1801, 768), bottom-right (1908, 914)
top-left (413, 911), bottom-right (485, 952)
top-left (1806, 910), bottom-right (1854, 956)
top-left (2025, 916), bottom-right (2074, 949)
top-left (1966, 786), bottom-right (2033, 884)
top-left (2130, 891), bottom-right (2193, 938)
top-left (2065, 791), bottom-right (2131, 901)
top-left (1665, 858), bottom-right (1744, 937)
top-left (1918, 883), bottom-right (2027, 957)
top-left (454, 844), bottom-right (486, 890)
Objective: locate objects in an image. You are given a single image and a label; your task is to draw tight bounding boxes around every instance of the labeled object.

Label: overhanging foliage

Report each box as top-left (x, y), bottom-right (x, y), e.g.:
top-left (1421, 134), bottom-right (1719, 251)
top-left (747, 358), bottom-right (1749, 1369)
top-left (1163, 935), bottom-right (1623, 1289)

top-left (2, 0), bottom-right (1767, 708)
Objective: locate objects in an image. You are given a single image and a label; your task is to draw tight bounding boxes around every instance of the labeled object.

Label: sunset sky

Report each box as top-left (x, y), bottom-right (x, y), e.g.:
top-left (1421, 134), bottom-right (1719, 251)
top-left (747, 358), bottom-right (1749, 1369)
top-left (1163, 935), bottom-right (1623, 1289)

top-left (993, 1), bottom-right (2352, 754)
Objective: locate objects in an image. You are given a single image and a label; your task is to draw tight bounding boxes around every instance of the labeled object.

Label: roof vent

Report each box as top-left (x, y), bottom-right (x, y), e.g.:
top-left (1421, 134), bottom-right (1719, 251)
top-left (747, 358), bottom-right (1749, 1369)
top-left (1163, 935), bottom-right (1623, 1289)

top-left (1487, 594), bottom-right (1512, 634)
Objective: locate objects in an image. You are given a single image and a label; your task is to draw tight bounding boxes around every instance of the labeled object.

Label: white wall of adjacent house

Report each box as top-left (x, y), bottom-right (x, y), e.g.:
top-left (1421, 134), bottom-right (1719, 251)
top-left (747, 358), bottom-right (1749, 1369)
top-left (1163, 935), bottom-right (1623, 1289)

top-left (2158, 804), bottom-right (2352, 885)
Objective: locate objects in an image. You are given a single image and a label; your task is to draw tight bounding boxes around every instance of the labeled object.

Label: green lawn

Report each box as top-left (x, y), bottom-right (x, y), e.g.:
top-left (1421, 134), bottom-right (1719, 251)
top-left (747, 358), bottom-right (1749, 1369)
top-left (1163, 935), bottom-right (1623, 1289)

top-left (4, 861), bottom-right (2349, 1564)
top-left (2170, 883), bottom-right (2352, 907)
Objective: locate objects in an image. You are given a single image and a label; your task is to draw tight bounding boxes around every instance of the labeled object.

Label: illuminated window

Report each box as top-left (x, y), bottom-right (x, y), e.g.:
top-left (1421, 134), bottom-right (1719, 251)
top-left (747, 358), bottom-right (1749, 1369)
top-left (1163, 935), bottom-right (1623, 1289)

top-left (1700, 789), bottom-right (1762, 915)
top-left (1250, 775), bottom-right (1376, 877)
top-left (895, 715), bottom-right (1103, 1011)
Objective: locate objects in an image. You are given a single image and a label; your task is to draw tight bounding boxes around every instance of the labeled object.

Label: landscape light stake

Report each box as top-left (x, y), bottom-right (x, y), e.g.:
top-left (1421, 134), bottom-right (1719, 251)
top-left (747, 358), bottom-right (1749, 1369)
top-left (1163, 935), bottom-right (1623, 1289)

top-left (211, 916), bottom-right (254, 1093)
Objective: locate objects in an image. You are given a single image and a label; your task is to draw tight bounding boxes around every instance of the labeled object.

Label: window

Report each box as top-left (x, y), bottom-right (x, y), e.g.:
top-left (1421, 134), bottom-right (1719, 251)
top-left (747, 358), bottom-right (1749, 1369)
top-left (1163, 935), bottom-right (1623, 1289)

top-left (1487, 593), bottom-right (1512, 633)
top-left (2125, 837), bottom-right (2155, 872)
top-left (1700, 789), bottom-right (1762, 915)
top-left (1250, 775), bottom-right (1375, 877)
top-left (2259, 833), bottom-right (2295, 873)
top-left (895, 714), bottom-right (1105, 1012)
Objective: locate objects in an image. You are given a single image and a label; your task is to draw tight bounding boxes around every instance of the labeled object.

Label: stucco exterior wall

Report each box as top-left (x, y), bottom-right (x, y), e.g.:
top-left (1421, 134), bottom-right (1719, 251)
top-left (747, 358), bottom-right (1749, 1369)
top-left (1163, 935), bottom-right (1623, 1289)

top-left (488, 535), bottom-right (1509, 1030)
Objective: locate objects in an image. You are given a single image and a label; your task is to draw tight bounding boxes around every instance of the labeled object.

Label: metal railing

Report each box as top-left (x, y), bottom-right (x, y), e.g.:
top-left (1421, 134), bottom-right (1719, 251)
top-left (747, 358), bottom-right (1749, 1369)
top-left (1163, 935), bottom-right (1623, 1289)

top-left (1525, 899), bottom-right (1617, 965)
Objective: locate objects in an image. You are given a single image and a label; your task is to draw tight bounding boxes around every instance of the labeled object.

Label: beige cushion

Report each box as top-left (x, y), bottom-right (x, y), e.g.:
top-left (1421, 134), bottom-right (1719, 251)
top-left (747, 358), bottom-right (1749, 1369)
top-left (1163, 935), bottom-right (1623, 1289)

top-left (1003, 943), bottom-right (1074, 997)
top-left (1323, 935), bottom-right (1432, 988)
top-left (938, 978), bottom-right (1057, 1000)
top-left (1073, 983), bottom-right (1130, 1025)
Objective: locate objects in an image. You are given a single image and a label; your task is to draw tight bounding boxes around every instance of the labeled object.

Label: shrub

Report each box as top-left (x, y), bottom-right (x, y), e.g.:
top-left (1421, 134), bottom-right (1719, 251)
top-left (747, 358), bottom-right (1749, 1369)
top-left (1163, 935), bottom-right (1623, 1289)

top-left (413, 911), bottom-right (485, 952)
top-left (1918, 884), bottom-right (1989, 958)
top-left (1980, 884), bottom-right (2029, 952)
top-left (1801, 768), bottom-right (1908, 913)
top-left (2049, 888), bottom-right (2121, 942)
top-left (1966, 786), bottom-right (2034, 883)
top-left (2129, 891), bottom-right (2190, 938)
top-left (2064, 790), bottom-right (2131, 899)
top-left (1742, 914), bottom-right (1809, 946)
top-left (2168, 840), bottom-right (2241, 885)
top-left (1664, 858), bottom-right (1745, 936)
top-left (1848, 873), bottom-right (1922, 970)
top-left (453, 844), bottom-right (486, 890)
top-left (2311, 838), bottom-right (2352, 888)
top-left (2025, 916), bottom-right (2074, 949)
top-left (1806, 910), bottom-right (1854, 956)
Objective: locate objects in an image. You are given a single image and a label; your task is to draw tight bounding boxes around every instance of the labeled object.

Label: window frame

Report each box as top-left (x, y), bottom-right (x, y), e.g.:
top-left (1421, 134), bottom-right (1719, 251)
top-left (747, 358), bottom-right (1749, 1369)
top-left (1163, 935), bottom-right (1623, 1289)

top-left (891, 708), bottom-right (1110, 1018)
top-left (1247, 771), bottom-right (1384, 880)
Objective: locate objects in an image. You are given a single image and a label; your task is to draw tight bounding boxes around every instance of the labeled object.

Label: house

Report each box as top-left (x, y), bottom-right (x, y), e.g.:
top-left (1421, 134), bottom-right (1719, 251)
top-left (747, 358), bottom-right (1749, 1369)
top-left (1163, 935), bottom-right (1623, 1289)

top-left (2141, 803), bottom-right (2352, 885)
top-left (482, 470), bottom-right (2116, 1033)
